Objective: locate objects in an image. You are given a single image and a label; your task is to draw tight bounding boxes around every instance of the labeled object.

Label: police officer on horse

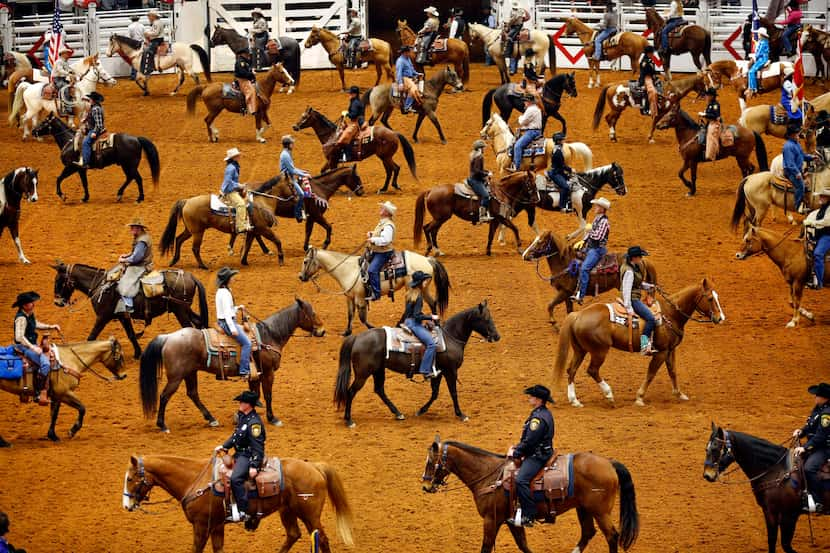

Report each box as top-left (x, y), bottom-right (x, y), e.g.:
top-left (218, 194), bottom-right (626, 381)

top-left (793, 382), bottom-right (830, 513)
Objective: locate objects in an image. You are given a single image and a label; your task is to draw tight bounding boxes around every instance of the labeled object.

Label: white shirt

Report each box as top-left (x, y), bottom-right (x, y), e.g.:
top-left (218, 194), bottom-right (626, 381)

top-left (369, 223), bottom-right (395, 247)
top-left (127, 21), bottom-right (145, 43)
top-left (215, 288), bottom-right (238, 325)
top-left (518, 104), bottom-right (542, 130)
top-left (449, 19), bottom-right (459, 38)
top-left (665, 0), bottom-right (682, 18)
top-left (620, 270), bottom-right (635, 309)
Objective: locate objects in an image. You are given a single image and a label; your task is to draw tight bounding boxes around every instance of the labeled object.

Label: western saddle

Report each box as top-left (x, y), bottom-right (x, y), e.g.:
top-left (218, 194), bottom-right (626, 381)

top-left (497, 453), bottom-right (573, 523)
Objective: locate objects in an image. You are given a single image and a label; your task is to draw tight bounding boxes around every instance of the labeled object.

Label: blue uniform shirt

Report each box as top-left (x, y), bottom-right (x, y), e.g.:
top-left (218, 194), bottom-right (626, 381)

top-left (221, 161), bottom-right (241, 194)
top-left (395, 54), bottom-right (417, 84)
top-left (783, 138), bottom-right (812, 175)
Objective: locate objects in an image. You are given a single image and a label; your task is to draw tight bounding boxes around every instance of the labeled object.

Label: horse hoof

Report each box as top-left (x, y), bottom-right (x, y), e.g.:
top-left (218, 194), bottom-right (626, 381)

top-left (634, 398), bottom-right (646, 407)
top-left (441, 140), bottom-right (447, 145)
top-left (346, 420), bottom-right (356, 428)
top-left (208, 419), bottom-right (220, 427)
top-left (198, 265), bottom-right (209, 270)
top-left (135, 197), bottom-right (144, 204)
top-left (257, 138), bottom-right (266, 144)
top-left (676, 392), bottom-right (689, 401)
top-left (116, 195), bottom-right (123, 203)
top-left (227, 247), bottom-right (234, 256)
top-left (341, 329), bottom-right (352, 337)
top-left (395, 413), bottom-right (406, 421)
top-left (377, 188), bottom-right (388, 195)
top-left (570, 400), bottom-right (583, 408)
top-left (648, 139), bottom-right (655, 144)
top-left (81, 198), bottom-right (89, 204)
top-left (278, 255), bottom-right (285, 267)
top-left (458, 414), bottom-right (469, 422)
top-left (269, 419), bottom-right (283, 427)
top-left (47, 433), bottom-right (60, 442)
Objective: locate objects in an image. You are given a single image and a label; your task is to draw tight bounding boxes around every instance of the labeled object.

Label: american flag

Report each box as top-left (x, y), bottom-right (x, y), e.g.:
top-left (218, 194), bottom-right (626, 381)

top-left (48, 0), bottom-right (67, 76)
top-left (794, 30), bottom-right (805, 117)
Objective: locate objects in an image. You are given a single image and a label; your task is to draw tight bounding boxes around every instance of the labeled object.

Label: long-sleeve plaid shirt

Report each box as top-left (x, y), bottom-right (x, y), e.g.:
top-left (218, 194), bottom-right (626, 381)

top-left (85, 104), bottom-right (105, 134)
top-left (585, 214), bottom-right (609, 248)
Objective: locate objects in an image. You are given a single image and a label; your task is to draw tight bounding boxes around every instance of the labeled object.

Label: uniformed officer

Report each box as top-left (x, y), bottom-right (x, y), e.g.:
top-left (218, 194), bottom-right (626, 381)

top-left (508, 384), bottom-right (555, 527)
top-left (793, 382), bottom-right (830, 513)
top-left (546, 132), bottom-right (572, 212)
top-left (215, 390), bottom-right (266, 522)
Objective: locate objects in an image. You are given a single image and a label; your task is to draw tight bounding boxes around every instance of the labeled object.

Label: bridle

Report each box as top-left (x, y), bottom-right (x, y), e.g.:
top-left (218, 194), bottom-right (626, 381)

top-left (423, 442), bottom-right (507, 494)
top-left (123, 457), bottom-right (153, 506)
top-left (656, 285), bottom-right (719, 325)
top-left (704, 430), bottom-right (735, 478)
top-left (739, 227), bottom-right (797, 259)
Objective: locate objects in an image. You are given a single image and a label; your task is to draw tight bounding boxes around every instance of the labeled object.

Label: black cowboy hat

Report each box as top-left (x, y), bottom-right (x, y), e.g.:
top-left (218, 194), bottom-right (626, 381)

top-left (348, 85), bottom-right (360, 94)
top-left (399, 44), bottom-right (413, 53)
top-left (704, 87), bottom-right (717, 96)
top-left (216, 266), bottom-right (239, 286)
top-left (524, 384), bottom-right (554, 403)
top-left (233, 390), bottom-right (263, 407)
top-left (644, 45), bottom-right (655, 54)
top-left (85, 91), bottom-right (104, 103)
top-left (12, 291), bottom-right (40, 308)
top-left (553, 132), bottom-right (566, 142)
top-left (626, 245), bottom-right (649, 258)
top-left (808, 383), bottom-right (830, 399)
top-left (409, 270), bottom-right (432, 288)
top-left (786, 123), bottom-right (802, 136)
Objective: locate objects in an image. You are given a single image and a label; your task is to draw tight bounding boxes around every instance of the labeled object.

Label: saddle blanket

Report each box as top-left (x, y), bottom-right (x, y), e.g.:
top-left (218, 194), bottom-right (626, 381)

top-left (499, 454), bottom-right (574, 502)
top-left (770, 104), bottom-right (788, 126)
top-left (266, 38), bottom-right (283, 54)
top-left (357, 39), bottom-right (373, 52)
top-left (511, 135), bottom-right (546, 158)
top-left (383, 325), bottom-right (447, 357)
top-left (571, 253), bottom-right (619, 277)
top-left (454, 179), bottom-right (491, 200)
top-left (210, 194), bottom-right (252, 215)
top-left (221, 82), bottom-right (242, 100)
top-left (213, 455), bottom-right (284, 498)
top-left (590, 31), bottom-right (624, 49)
top-left (203, 326), bottom-right (261, 355)
top-left (0, 346), bottom-right (23, 380)
top-left (431, 38), bottom-right (449, 52)
top-left (377, 251), bottom-right (409, 281)
top-left (736, 60), bottom-right (793, 80)
top-left (606, 298), bottom-right (662, 327)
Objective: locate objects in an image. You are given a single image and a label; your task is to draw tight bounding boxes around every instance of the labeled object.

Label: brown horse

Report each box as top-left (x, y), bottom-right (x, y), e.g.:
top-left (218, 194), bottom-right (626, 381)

top-left (304, 25), bottom-right (393, 90)
top-left (656, 106), bottom-right (768, 196)
top-left (139, 298), bottom-right (326, 432)
top-left (521, 230), bottom-right (658, 330)
top-left (0, 167), bottom-right (38, 264)
top-left (334, 302), bottom-right (500, 427)
top-left (802, 24), bottom-right (830, 82)
top-left (564, 17), bottom-right (648, 89)
top-left (292, 106), bottom-right (417, 192)
top-left (122, 454), bottom-right (353, 553)
top-left (645, 8), bottom-right (711, 79)
top-left (413, 171), bottom-right (534, 257)
top-left (396, 20), bottom-right (471, 84)
top-left (735, 226), bottom-right (824, 328)
top-left (422, 436), bottom-right (639, 553)
top-left (555, 277), bottom-right (725, 407)
top-left (186, 63), bottom-right (294, 143)
top-left (707, 59), bottom-right (793, 111)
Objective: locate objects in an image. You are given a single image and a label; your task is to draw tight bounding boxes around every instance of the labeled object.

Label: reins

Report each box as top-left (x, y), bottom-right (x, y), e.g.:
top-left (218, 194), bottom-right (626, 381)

top-left (741, 227), bottom-right (798, 260)
top-left (304, 242), bottom-right (366, 296)
top-left (65, 344), bottom-right (117, 382)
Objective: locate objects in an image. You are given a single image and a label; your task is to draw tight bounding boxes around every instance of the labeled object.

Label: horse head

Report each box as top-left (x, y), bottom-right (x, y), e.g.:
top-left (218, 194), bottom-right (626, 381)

top-left (655, 104), bottom-right (681, 130)
top-left (271, 62), bottom-right (294, 86)
top-left (51, 261), bottom-right (75, 306)
top-left (293, 106), bottom-right (315, 131)
top-left (106, 336), bottom-right (128, 380)
top-left (209, 26), bottom-right (226, 48)
top-left (521, 231), bottom-right (558, 261)
top-left (703, 422), bottom-right (734, 482)
top-left (304, 26), bottom-right (321, 48)
top-left (444, 65), bottom-right (463, 92)
top-left (31, 114), bottom-right (56, 138)
top-left (396, 20), bottom-right (412, 40)
top-left (295, 297), bottom-right (326, 337)
top-left (608, 162), bottom-right (627, 196)
top-left (692, 277), bottom-right (726, 324)
top-left (735, 225), bottom-right (762, 260)
top-left (298, 247), bottom-right (320, 282)
top-left (6, 167), bottom-right (39, 203)
top-left (564, 72), bottom-right (578, 98)
top-left (422, 436), bottom-right (448, 493)
top-left (470, 300), bottom-right (501, 343)
top-left (106, 34), bottom-right (119, 57)
top-left (122, 455), bottom-right (154, 511)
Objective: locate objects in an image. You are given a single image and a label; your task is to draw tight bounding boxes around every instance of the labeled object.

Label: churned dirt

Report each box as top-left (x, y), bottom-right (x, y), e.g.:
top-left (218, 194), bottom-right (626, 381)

top-left (0, 63), bottom-right (827, 553)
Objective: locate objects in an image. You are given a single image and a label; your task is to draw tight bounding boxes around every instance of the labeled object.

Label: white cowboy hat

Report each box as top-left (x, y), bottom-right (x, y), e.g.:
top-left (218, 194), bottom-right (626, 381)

top-left (251, 7), bottom-right (264, 16)
top-left (818, 188), bottom-right (830, 197)
top-left (224, 147), bottom-right (242, 161)
top-left (58, 46), bottom-right (73, 56)
top-left (379, 201), bottom-right (397, 215)
top-left (424, 6), bottom-right (439, 17)
top-left (148, 9), bottom-right (160, 18)
top-left (591, 197), bottom-right (611, 210)
top-left (783, 65), bottom-right (795, 76)
top-left (757, 27), bottom-right (769, 38)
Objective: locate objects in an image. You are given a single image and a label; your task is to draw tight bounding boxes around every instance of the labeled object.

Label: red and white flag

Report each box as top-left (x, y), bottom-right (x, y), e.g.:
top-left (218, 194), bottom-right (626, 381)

top-left (794, 30), bottom-right (805, 118)
top-left (48, 0), bottom-right (68, 77)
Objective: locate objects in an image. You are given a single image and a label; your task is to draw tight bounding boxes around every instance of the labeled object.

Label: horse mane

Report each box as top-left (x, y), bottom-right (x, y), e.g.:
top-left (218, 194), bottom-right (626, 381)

top-left (311, 108), bottom-right (337, 130)
top-left (113, 34), bottom-right (143, 50)
top-left (256, 174), bottom-right (284, 193)
top-left (729, 430), bottom-right (788, 467)
top-left (260, 301), bottom-right (302, 341)
top-left (444, 440), bottom-right (506, 459)
top-left (678, 110), bottom-right (699, 130)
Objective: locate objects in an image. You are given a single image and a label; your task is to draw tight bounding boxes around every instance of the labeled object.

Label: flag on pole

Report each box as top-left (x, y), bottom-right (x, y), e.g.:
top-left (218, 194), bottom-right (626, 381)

top-left (48, 0), bottom-right (67, 78)
top-left (794, 30), bottom-right (805, 120)
top-left (751, 0), bottom-right (760, 53)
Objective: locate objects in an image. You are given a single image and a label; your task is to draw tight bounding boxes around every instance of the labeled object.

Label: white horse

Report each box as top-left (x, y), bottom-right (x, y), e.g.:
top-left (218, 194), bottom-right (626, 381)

top-left (106, 34), bottom-right (211, 96)
top-left (467, 23), bottom-right (552, 84)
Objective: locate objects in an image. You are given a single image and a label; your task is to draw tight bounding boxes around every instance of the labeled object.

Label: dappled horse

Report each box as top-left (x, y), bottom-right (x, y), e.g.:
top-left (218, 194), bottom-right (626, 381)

top-left (123, 454), bottom-right (353, 553)
top-left (51, 261), bottom-right (208, 359)
top-left (210, 26), bottom-right (300, 88)
top-left (139, 298), bottom-right (325, 432)
top-left (555, 277), bottom-right (725, 407)
top-left (422, 436), bottom-right (640, 553)
top-left (481, 72), bottom-right (578, 134)
top-left (645, 8), bottom-right (711, 79)
top-left (334, 302), bottom-right (500, 427)
top-left (0, 167), bottom-right (38, 264)
top-left (564, 17), bottom-right (648, 88)
top-left (396, 20), bottom-right (471, 85)
top-left (467, 22), bottom-right (554, 85)
top-left (304, 26), bottom-right (393, 90)
top-left (707, 60), bottom-right (793, 111)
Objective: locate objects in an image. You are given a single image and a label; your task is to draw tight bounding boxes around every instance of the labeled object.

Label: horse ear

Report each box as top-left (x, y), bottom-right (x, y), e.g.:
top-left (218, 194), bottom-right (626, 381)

top-left (130, 455), bottom-right (139, 467)
top-left (711, 421), bottom-right (716, 433)
top-left (295, 296), bottom-right (303, 307)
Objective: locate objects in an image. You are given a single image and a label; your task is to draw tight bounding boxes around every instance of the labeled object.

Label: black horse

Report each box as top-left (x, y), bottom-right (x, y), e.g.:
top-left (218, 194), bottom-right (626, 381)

top-left (0, 167), bottom-right (38, 264)
top-left (51, 262), bottom-right (209, 359)
top-left (210, 26), bottom-right (301, 87)
top-left (32, 115), bottom-right (160, 203)
top-left (334, 302), bottom-right (501, 427)
top-left (481, 72), bottom-right (577, 134)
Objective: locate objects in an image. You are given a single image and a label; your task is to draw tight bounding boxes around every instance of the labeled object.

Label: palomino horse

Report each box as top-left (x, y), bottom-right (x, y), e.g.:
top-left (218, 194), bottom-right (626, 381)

top-left (467, 22), bottom-right (554, 85)
top-left (304, 25), bottom-right (393, 90)
top-left (52, 261), bottom-right (209, 359)
top-left (656, 106), bottom-right (768, 196)
top-left (422, 436), bottom-right (640, 553)
top-left (592, 70), bottom-right (708, 143)
top-left (645, 8), bottom-right (711, 79)
top-left (0, 338), bottom-right (126, 444)
top-left (292, 106), bottom-right (417, 192)
top-left (704, 424), bottom-right (817, 553)
top-left (564, 17), bottom-right (648, 88)
top-left (363, 65), bottom-right (463, 144)
top-left (0, 167), bottom-right (38, 264)
top-left (106, 34), bottom-right (211, 96)
top-left (210, 26), bottom-right (301, 88)
top-left (811, 89), bottom-right (830, 113)
top-left (479, 112), bottom-right (593, 175)
top-left (123, 454), bottom-right (353, 553)
top-left (412, 171), bottom-right (535, 257)
top-left (31, 115), bottom-right (160, 203)
top-left (186, 63), bottom-right (294, 143)
top-left (482, 72), bottom-right (578, 134)
top-left (739, 102), bottom-right (817, 143)
top-left (140, 298), bottom-right (325, 431)
top-left (396, 20), bottom-right (471, 84)
top-left (335, 302), bottom-right (500, 427)
top-left (297, 246), bottom-right (450, 336)
top-left (735, 226), bottom-right (824, 328)
top-left (522, 229), bottom-right (658, 330)
top-left (555, 277), bottom-right (725, 407)
top-left (707, 60), bottom-right (793, 111)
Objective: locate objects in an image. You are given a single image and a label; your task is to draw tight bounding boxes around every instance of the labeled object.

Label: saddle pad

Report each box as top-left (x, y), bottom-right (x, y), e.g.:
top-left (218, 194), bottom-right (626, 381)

top-left (521, 136), bottom-right (547, 158)
top-left (604, 32), bottom-right (624, 49)
top-left (720, 126), bottom-right (737, 147)
top-left (213, 456), bottom-right (284, 497)
top-left (357, 39), bottom-right (373, 51)
top-left (221, 83), bottom-right (242, 100)
top-left (737, 60), bottom-right (792, 79)
top-left (499, 454), bottom-right (574, 499)
top-left (266, 38), bottom-right (283, 53)
top-left (431, 38), bottom-right (448, 52)
top-left (383, 325), bottom-right (447, 357)
top-left (606, 299), bottom-right (662, 327)
top-left (668, 22), bottom-right (690, 38)
top-left (203, 326), bottom-right (261, 354)
top-left (770, 104), bottom-right (788, 125)
top-left (94, 133), bottom-right (115, 150)
top-left (358, 126), bottom-right (374, 144)
top-left (454, 180), bottom-right (477, 198)
top-left (593, 253), bottom-right (619, 275)
top-left (210, 194), bottom-right (234, 213)
top-left (383, 251), bottom-right (406, 272)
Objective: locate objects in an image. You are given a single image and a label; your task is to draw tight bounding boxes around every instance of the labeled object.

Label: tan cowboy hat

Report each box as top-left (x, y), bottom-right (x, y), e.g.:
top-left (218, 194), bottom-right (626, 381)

top-left (224, 147), bottom-right (241, 161)
top-left (58, 46), bottom-right (73, 56)
top-left (379, 201), bottom-right (397, 216)
top-left (591, 197), bottom-right (611, 210)
top-left (817, 188), bottom-right (830, 197)
top-left (424, 6), bottom-right (439, 17)
top-left (148, 9), bottom-right (160, 18)
top-left (251, 7), bottom-right (264, 16)
top-left (126, 217), bottom-right (148, 229)
top-left (757, 27), bottom-right (769, 38)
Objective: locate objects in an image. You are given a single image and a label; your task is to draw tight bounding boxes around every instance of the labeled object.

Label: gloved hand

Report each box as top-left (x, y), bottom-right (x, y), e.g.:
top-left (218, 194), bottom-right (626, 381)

top-left (793, 428), bottom-right (802, 438)
top-left (574, 240), bottom-right (585, 250)
top-left (214, 445), bottom-right (225, 453)
top-left (794, 446), bottom-right (805, 456)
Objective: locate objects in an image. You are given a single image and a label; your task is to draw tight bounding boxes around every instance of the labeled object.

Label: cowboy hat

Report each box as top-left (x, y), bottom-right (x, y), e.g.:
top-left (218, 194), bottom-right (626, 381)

top-left (472, 139), bottom-right (486, 150)
top-left (786, 123), bottom-right (802, 136)
top-left (251, 7), bottom-right (264, 16)
top-left (379, 201), bottom-right (397, 215)
top-left (757, 27), bottom-right (769, 38)
top-left (348, 85), bottom-right (360, 94)
top-left (126, 217), bottom-right (148, 229)
top-left (817, 188), bottom-right (830, 197)
top-left (424, 6), bottom-right (439, 17)
top-left (408, 270), bottom-right (432, 288)
top-left (12, 291), bottom-right (40, 308)
top-left (626, 245), bottom-right (649, 258)
top-left (216, 266), bottom-right (239, 286)
top-left (130, 15), bottom-right (140, 21)
top-left (224, 147), bottom-right (241, 161)
top-left (807, 382), bottom-right (830, 399)
top-left (553, 132), bottom-right (566, 143)
top-left (147, 9), bottom-right (160, 18)
top-left (85, 91), bottom-right (104, 103)
top-left (591, 197), bottom-right (611, 210)
top-left (58, 46), bottom-right (73, 56)
top-left (233, 390), bottom-right (263, 407)
top-left (523, 384), bottom-right (554, 403)
top-left (399, 44), bottom-right (413, 53)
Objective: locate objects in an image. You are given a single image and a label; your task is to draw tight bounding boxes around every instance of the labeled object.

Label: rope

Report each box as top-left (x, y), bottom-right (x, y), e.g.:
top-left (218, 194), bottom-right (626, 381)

top-left (250, 189), bottom-right (294, 202)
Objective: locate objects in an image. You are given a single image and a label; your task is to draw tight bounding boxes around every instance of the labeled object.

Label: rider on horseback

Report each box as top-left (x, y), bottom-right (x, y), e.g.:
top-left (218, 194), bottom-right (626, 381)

top-left (399, 271), bottom-right (440, 379)
top-left (74, 91), bottom-right (105, 167)
top-left (699, 87), bottom-right (721, 162)
top-left (220, 148), bottom-right (253, 234)
top-left (395, 45), bottom-right (419, 114)
top-left (366, 201), bottom-right (397, 301)
top-left (781, 68), bottom-right (802, 127)
top-left (234, 50), bottom-right (257, 116)
top-left (660, 0), bottom-right (685, 53)
top-left (468, 139), bottom-right (492, 222)
top-left (51, 46), bottom-right (75, 114)
top-left (342, 8), bottom-right (363, 69)
top-left (507, 384), bottom-right (554, 528)
top-left (12, 291), bottom-right (60, 406)
top-left (116, 218), bottom-right (153, 314)
top-left (279, 135), bottom-right (311, 222)
top-left (620, 246), bottom-right (656, 354)
top-left (546, 132), bottom-right (572, 212)
top-left (572, 197), bottom-right (611, 305)
top-left (249, 8), bottom-right (270, 71)
top-left (521, 48), bottom-right (543, 104)
top-left (141, 9), bottom-right (165, 75)
top-left (336, 85), bottom-right (365, 162)
top-left (805, 189), bottom-right (830, 289)
top-left (793, 382), bottom-right (830, 513)
top-left (747, 27), bottom-right (770, 97)
top-left (783, 123), bottom-right (815, 214)
top-left (511, 95), bottom-right (542, 171)
top-left (416, 7), bottom-right (440, 65)
top-left (215, 268), bottom-right (252, 379)
top-left (781, 0), bottom-right (803, 57)
top-left (594, 0), bottom-right (618, 62)
top-left (504, 2), bottom-right (530, 74)
top-left (638, 45), bottom-right (659, 116)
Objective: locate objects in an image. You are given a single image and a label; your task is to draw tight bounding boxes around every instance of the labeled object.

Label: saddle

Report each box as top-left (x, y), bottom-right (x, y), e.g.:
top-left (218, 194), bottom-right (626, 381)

top-left (739, 60), bottom-right (783, 80)
top-left (575, 252), bottom-right (619, 275)
top-left (513, 135), bottom-right (546, 158)
top-left (213, 455), bottom-right (283, 499)
top-left (92, 132), bottom-right (115, 156)
top-left (453, 179), bottom-right (491, 200)
top-left (665, 21), bottom-right (690, 40)
top-left (266, 38), bottom-right (283, 55)
top-left (498, 453), bottom-right (574, 522)
top-left (607, 298), bottom-right (662, 328)
top-left (221, 81), bottom-right (243, 101)
top-left (41, 83), bottom-right (56, 100)
top-left (431, 38), bottom-right (449, 52)
top-left (202, 326), bottom-right (261, 377)
top-left (384, 324), bottom-right (447, 378)
top-left (139, 270), bottom-right (165, 298)
top-left (209, 193), bottom-right (253, 218)
top-left (0, 342), bottom-right (63, 403)
top-left (771, 104), bottom-right (788, 126)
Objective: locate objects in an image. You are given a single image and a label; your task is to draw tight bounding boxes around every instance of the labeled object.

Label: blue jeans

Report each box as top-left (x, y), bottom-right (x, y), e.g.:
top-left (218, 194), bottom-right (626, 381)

top-left (782, 24), bottom-right (800, 54)
top-left (594, 28), bottom-right (616, 61)
top-left (467, 177), bottom-right (490, 205)
top-left (347, 36), bottom-right (361, 65)
top-left (785, 170), bottom-right (805, 209)
top-left (513, 129), bottom-right (541, 169)
top-left (661, 18), bottom-right (684, 51)
top-left (548, 172), bottom-right (570, 209)
top-left (405, 318), bottom-right (436, 375)
top-left (368, 251), bottom-right (393, 298)
top-left (805, 450), bottom-right (828, 499)
top-left (20, 346), bottom-right (50, 377)
top-left (631, 299), bottom-right (655, 339)
top-left (516, 455), bottom-right (550, 518)
top-left (748, 57), bottom-right (767, 91)
top-left (82, 131), bottom-right (97, 164)
top-left (578, 246), bottom-right (607, 297)
top-left (814, 235), bottom-right (830, 288)
top-left (218, 320), bottom-right (251, 375)
top-left (230, 455), bottom-right (252, 512)
top-left (292, 180), bottom-right (305, 219)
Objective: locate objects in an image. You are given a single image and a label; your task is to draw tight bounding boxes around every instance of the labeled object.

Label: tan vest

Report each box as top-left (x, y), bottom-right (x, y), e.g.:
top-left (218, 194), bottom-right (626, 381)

top-left (134, 232), bottom-right (154, 269)
top-left (370, 218), bottom-right (395, 253)
top-left (620, 261), bottom-right (644, 301)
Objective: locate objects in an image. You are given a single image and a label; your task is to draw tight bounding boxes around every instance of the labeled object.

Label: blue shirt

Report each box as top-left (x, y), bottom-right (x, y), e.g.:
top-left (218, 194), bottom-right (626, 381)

top-left (221, 161), bottom-right (241, 194)
top-left (124, 241), bottom-right (147, 264)
top-left (279, 149), bottom-right (309, 180)
top-left (783, 138), bottom-right (812, 174)
top-left (395, 55), bottom-right (417, 84)
top-left (754, 38), bottom-right (769, 65)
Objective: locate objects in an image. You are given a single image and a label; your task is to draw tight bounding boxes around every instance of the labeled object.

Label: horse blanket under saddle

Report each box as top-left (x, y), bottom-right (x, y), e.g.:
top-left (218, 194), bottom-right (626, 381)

top-left (430, 38), bottom-right (449, 52)
top-left (498, 453), bottom-right (574, 521)
top-left (697, 125), bottom-right (737, 148)
top-left (383, 325), bottom-right (447, 357)
top-left (210, 193), bottom-right (254, 223)
top-left (771, 104), bottom-right (788, 125)
top-left (788, 449), bottom-right (830, 493)
top-left (627, 79), bottom-right (664, 103)
top-left (202, 326), bottom-right (262, 376)
top-left (663, 21), bottom-right (690, 41)
top-left (222, 81), bottom-right (268, 111)
top-left (341, 38), bottom-right (373, 53)
top-left (213, 454), bottom-right (283, 498)
top-left (266, 38), bottom-right (283, 54)
top-left (509, 135), bottom-right (546, 158)
top-left (606, 298), bottom-right (662, 328)
top-left (590, 31), bottom-right (624, 53)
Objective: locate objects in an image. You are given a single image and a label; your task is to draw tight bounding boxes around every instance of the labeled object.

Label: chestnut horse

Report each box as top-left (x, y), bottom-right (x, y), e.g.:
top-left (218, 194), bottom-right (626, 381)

top-left (396, 20), bottom-right (470, 84)
top-left (564, 17), bottom-right (648, 89)
top-left (304, 25), bottom-right (393, 90)
top-left (555, 278), bottom-right (725, 407)
top-left (422, 436), bottom-right (639, 553)
top-left (645, 8), bottom-right (711, 79)
top-left (123, 454), bottom-right (353, 553)
top-left (707, 60), bottom-right (793, 111)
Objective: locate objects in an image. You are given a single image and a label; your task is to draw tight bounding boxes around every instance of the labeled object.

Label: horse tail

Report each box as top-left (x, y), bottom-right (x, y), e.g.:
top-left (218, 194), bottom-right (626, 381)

top-left (554, 312), bottom-right (576, 384)
top-left (413, 190), bottom-right (427, 247)
top-left (482, 88), bottom-right (496, 126)
top-left (334, 335), bottom-right (356, 410)
top-left (193, 276), bottom-right (209, 328)
top-left (613, 460), bottom-right (640, 551)
top-left (186, 85), bottom-right (205, 116)
top-left (139, 334), bottom-right (167, 419)
top-left (397, 133), bottom-right (418, 180)
top-left (461, 48), bottom-right (470, 83)
top-left (753, 131), bottom-right (768, 171)
top-left (548, 34), bottom-right (557, 76)
top-left (731, 175), bottom-right (750, 232)
top-left (138, 136), bottom-right (161, 189)
top-left (592, 85), bottom-right (610, 130)
top-left (429, 258), bottom-right (451, 316)
top-left (190, 44), bottom-right (212, 82)
top-left (160, 199), bottom-right (185, 255)
top-left (8, 82), bottom-right (28, 127)
top-left (313, 462), bottom-right (355, 546)
top-left (569, 142), bottom-right (593, 170)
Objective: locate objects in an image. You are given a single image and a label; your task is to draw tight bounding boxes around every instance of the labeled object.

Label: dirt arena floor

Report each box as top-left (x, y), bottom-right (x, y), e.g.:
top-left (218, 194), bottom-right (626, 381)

top-left (0, 62), bottom-right (828, 553)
